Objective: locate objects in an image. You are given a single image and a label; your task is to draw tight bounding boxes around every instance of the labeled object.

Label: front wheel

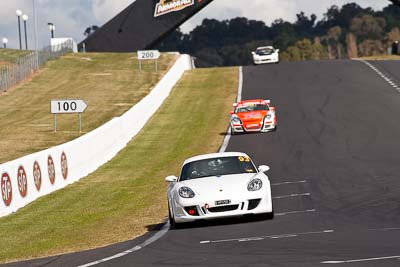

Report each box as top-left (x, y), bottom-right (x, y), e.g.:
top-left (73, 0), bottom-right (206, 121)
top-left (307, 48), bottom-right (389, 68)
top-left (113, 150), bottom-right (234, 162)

top-left (168, 204), bottom-right (176, 229)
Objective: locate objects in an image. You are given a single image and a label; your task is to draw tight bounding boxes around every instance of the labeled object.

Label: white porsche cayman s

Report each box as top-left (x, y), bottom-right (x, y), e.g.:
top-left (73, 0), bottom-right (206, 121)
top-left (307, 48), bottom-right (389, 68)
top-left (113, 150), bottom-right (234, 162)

top-left (165, 152), bottom-right (273, 227)
top-left (252, 46), bottom-right (280, 64)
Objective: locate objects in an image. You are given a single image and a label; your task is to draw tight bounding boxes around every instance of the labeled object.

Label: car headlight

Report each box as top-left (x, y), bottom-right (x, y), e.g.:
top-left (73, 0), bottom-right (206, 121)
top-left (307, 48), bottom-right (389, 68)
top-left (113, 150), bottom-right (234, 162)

top-left (179, 187), bottom-right (195, 198)
top-left (231, 116), bottom-right (241, 124)
top-left (248, 179), bottom-right (263, 191)
top-left (265, 113), bottom-right (273, 120)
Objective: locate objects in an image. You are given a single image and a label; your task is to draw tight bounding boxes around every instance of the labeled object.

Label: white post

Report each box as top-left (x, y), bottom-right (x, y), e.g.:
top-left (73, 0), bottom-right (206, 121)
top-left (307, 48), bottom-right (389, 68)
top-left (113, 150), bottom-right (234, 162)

top-left (79, 113), bottom-right (82, 133)
top-left (54, 114), bottom-right (57, 132)
top-left (32, 0), bottom-right (39, 68)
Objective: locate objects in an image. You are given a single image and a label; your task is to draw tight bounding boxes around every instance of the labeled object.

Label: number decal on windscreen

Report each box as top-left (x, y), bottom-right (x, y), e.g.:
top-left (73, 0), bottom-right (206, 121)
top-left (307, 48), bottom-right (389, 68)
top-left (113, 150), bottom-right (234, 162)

top-left (238, 156), bottom-right (250, 162)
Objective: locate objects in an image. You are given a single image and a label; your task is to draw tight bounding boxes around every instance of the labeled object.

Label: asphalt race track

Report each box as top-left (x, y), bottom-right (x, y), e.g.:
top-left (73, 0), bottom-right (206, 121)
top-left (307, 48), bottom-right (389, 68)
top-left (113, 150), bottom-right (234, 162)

top-left (5, 60), bottom-right (400, 266)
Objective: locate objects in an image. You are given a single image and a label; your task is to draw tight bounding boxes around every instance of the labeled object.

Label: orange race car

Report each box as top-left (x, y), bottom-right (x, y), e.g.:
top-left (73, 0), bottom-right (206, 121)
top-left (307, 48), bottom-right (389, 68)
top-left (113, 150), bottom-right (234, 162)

top-left (230, 99), bottom-right (277, 134)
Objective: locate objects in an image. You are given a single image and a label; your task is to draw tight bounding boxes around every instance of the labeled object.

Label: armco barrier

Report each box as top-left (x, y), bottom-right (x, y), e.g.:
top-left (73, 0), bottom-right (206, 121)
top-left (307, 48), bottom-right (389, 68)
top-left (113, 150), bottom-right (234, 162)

top-left (0, 54), bottom-right (192, 217)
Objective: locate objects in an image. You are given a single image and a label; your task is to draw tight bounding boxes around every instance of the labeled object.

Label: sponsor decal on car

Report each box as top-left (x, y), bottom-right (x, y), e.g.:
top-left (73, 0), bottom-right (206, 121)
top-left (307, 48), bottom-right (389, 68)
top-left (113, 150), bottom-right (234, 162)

top-left (154, 0), bottom-right (195, 17)
top-left (246, 124), bottom-right (261, 129)
top-left (243, 113), bottom-right (263, 119)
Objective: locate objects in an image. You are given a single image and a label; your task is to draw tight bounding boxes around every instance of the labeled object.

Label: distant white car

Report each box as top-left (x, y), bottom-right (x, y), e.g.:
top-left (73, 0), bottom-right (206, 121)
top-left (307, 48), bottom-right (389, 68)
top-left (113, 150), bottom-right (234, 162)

top-left (252, 46), bottom-right (279, 64)
top-left (165, 152), bottom-right (273, 227)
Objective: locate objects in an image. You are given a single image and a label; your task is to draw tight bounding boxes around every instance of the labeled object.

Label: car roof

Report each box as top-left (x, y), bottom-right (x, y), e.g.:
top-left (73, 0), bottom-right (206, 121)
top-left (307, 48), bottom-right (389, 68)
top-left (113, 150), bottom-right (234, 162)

top-left (183, 152), bottom-right (250, 165)
top-left (237, 99), bottom-right (269, 105)
top-left (257, 46), bottom-right (274, 49)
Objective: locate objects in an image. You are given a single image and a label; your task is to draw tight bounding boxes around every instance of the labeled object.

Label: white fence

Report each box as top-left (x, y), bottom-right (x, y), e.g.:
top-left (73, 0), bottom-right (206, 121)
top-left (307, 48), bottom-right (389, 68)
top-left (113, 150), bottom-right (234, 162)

top-left (0, 54), bottom-right (192, 217)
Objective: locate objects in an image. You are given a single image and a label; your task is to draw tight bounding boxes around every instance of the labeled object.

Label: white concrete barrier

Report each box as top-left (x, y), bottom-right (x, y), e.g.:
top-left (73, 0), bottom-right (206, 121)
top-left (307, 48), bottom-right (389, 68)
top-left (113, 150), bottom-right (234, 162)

top-left (0, 54), bottom-right (192, 217)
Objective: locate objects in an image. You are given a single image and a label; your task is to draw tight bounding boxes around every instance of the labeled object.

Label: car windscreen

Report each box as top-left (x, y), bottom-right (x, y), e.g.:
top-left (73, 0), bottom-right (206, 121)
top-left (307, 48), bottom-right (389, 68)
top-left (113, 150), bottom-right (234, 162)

top-left (256, 48), bottom-right (274, 55)
top-left (235, 104), bottom-right (269, 113)
top-left (180, 156), bottom-right (257, 181)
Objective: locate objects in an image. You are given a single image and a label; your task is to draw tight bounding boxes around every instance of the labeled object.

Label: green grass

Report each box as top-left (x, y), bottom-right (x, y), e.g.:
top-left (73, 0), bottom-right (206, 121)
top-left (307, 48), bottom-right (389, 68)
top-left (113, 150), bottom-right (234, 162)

top-left (0, 52), bottom-right (175, 163)
top-left (0, 67), bottom-right (238, 263)
top-left (358, 55), bottom-right (400, 60)
top-left (0, 48), bottom-right (32, 67)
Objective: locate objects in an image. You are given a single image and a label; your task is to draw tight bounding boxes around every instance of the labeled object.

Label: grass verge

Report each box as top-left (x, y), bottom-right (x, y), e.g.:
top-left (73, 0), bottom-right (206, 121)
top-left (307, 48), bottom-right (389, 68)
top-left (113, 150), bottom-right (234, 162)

top-left (358, 55), bottom-right (400, 60)
top-left (0, 52), bottom-right (175, 163)
top-left (0, 67), bottom-right (238, 263)
top-left (0, 49), bottom-right (32, 67)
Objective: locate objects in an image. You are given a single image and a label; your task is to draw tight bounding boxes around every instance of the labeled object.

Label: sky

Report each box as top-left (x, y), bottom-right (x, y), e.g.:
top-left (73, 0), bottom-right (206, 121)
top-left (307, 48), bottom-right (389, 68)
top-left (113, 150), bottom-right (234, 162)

top-left (0, 0), bottom-right (391, 50)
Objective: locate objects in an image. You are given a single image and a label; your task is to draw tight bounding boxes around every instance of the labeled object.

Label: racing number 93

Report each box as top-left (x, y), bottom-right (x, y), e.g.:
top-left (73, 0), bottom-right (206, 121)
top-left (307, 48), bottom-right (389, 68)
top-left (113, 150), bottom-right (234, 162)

top-left (238, 156), bottom-right (251, 162)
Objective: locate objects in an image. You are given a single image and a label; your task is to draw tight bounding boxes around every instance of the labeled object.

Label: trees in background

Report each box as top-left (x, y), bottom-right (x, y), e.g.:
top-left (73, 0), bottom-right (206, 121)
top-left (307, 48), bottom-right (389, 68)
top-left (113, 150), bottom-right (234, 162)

top-left (156, 3), bottom-right (400, 66)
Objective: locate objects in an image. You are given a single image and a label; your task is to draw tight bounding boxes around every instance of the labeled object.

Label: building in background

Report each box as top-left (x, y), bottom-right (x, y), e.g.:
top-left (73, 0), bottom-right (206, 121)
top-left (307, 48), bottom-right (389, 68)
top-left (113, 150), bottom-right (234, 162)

top-left (79, 0), bottom-right (214, 52)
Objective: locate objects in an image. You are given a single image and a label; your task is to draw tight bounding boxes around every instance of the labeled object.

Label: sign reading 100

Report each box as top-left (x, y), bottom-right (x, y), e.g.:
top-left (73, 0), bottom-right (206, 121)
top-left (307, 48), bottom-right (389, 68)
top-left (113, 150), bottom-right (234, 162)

top-left (51, 100), bottom-right (88, 114)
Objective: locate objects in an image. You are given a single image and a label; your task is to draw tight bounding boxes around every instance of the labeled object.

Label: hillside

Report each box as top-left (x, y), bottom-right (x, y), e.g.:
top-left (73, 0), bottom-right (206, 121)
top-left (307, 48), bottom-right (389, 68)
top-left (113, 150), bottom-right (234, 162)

top-left (0, 52), bottom-right (176, 163)
top-left (0, 49), bottom-right (31, 67)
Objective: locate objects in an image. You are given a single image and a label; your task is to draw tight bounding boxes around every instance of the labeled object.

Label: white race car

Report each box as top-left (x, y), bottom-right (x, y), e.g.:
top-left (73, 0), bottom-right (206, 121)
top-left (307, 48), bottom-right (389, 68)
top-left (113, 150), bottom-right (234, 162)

top-left (165, 152), bottom-right (273, 227)
top-left (252, 46), bottom-right (279, 64)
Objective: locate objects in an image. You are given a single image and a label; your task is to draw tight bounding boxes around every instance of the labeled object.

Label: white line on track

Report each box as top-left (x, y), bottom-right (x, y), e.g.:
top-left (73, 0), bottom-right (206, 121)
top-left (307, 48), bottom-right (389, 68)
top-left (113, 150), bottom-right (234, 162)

top-left (200, 229), bottom-right (334, 244)
top-left (275, 209), bottom-right (316, 216)
top-left (236, 66), bottom-right (243, 103)
top-left (368, 227), bottom-right (400, 232)
top-left (270, 234), bottom-right (297, 239)
top-left (322, 255), bottom-right (400, 264)
top-left (271, 180), bottom-right (307, 186)
top-left (238, 237), bottom-right (264, 242)
top-left (219, 66), bottom-right (243, 153)
top-left (272, 193), bottom-right (311, 199)
top-left (78, 222), bottom-right (170, 267)
top-left (354, 59), bottom-right (400, 93)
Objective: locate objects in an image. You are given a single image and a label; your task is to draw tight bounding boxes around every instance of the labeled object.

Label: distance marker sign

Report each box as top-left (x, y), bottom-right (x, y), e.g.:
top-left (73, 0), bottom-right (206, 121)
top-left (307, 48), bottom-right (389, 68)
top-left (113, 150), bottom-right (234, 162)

top-left (50, 100), bottom-right (87, 132)
top-left (137, 50), bottom-right (161, 60)
top-left (51, 100), bottom-right (87, 114)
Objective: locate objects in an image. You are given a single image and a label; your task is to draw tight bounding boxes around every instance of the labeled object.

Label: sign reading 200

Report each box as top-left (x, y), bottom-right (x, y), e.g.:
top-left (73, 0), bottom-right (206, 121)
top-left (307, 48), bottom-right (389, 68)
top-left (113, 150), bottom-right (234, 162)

top-left (137, 50), bottom-right (161, 60)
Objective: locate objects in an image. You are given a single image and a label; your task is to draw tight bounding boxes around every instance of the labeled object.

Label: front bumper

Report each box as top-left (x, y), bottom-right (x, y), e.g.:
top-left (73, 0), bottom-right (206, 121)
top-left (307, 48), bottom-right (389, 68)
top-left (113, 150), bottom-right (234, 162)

top-left (231, 121), bottom-right (276, 133)
top-left (172, 194), bottom-right (273, 223)
top-left (253, 57), bottom-right (279, 64)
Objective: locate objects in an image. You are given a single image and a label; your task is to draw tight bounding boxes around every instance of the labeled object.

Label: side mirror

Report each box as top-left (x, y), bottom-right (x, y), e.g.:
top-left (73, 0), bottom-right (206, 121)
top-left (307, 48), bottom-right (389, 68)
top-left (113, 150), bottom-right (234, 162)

top-left (251, 51), bottom-right (255, 55)
top-left (258, 165), bottom-right (270, 173)
top-left (230, 110), bottom-right (234, 115)
top-left (165, 176), bottom-right (178, 182)
top-left (276, 49), bottom-right (280, 53)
